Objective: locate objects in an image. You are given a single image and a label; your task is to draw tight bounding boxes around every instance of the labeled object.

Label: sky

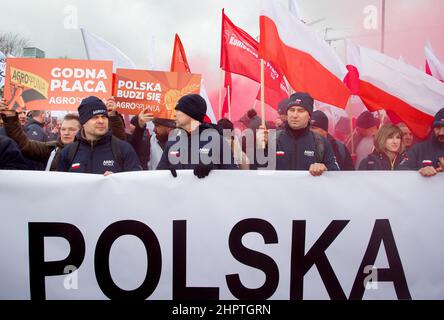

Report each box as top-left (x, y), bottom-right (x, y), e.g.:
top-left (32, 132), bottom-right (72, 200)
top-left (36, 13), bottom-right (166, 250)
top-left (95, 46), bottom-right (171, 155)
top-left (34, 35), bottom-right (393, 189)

top-left (1, 0), bottom-right (444, 118)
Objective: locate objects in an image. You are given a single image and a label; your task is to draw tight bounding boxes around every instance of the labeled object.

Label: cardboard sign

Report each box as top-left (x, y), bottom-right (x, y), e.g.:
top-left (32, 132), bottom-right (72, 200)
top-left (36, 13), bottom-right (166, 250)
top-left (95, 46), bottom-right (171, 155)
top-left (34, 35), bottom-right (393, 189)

top-left (3, 58), bottom-right (113, 111)
top-left (114, 69), bottom-right (201, 118)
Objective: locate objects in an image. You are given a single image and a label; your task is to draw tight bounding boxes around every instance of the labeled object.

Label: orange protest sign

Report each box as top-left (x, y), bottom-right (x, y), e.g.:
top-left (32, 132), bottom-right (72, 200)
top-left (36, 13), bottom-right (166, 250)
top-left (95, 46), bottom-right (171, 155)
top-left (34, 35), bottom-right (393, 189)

top-left (4, 58), bottom-right (113, 111)
top-left (113, 69), bottom-right (201, 118)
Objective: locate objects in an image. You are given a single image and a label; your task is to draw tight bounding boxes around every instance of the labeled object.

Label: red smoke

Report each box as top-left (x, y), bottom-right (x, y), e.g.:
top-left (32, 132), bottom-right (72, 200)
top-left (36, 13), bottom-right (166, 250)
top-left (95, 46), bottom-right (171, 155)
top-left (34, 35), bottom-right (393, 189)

top-left (207, 74), bottom-right (278, 123)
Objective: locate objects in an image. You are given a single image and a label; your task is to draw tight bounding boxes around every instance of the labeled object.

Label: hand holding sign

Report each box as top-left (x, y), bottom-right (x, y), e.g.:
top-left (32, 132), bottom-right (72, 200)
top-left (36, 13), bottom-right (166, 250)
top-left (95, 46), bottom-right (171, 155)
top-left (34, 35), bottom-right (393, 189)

top-left (106, 97), bottom-right (118, 116)
top-left (0, 99), bottom-right (16, 117)
top-left (138, 107), bottom-right (154, 129)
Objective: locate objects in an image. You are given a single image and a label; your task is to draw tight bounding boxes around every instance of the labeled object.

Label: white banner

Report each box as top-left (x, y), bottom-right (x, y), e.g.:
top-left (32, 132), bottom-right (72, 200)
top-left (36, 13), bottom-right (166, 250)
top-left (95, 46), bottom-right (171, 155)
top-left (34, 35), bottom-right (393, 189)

top-left (0, 170), bottom-right (443, 300)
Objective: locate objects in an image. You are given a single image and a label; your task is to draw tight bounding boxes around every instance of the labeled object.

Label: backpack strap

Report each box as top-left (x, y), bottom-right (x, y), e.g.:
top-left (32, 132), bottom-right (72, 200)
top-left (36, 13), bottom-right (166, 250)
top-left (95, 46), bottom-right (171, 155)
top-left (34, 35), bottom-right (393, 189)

top-left (66, 141), bottom-right (80, 169)
top-left (111, 136), bottom-right (124, 170)
top-left (312, 132), bottom-right (325, 163)
top-left (337, 141), bottom-right (346, 163)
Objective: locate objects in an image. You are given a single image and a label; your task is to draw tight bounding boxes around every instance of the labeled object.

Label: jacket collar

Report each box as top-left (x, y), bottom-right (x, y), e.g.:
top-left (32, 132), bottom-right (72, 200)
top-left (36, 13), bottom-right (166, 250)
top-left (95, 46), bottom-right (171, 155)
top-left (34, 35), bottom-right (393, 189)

top-left (26, 119), bottom-right (44, 128)
top-left (285, 122), bottom-right (310, 138)
top-left (78, 129), bottom-right (112, 148)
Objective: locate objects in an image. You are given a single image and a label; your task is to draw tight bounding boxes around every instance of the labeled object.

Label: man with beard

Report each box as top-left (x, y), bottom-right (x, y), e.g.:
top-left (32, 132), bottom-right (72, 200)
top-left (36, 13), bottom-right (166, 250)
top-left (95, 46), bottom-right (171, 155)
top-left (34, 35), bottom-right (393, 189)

top-left (127, 112), bottom-right (177, 170)
top-left (148, 117), bottom-right (177, 170)
top-left (398, 108), bottom-right (444, 177)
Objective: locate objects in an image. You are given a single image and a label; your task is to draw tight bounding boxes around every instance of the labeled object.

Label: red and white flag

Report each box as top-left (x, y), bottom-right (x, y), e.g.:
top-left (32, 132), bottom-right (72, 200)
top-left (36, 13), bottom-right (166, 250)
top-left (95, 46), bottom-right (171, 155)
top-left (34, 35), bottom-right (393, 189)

top-left (425, 43), bottom-right (444, 82)
top-left (170, 34), bottom-right (216, 123)
top-left (346, 41), bottom-right (444, 139)
top-left (220, 9), bottom-right (288, 109)
top-left (259, 0), bottom-right (350, 109)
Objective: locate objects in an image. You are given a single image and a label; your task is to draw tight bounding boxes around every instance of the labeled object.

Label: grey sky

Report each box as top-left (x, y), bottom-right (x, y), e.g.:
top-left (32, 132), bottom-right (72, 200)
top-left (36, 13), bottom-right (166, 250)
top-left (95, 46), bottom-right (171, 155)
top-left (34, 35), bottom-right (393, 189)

top-left (1, 0), bottom-right (443, 92)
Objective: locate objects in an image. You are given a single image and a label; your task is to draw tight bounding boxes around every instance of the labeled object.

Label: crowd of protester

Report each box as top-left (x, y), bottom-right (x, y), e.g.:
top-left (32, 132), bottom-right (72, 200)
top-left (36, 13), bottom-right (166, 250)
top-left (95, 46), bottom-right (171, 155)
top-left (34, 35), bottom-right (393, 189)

top-left (1, 92), bottom-right (443, 178)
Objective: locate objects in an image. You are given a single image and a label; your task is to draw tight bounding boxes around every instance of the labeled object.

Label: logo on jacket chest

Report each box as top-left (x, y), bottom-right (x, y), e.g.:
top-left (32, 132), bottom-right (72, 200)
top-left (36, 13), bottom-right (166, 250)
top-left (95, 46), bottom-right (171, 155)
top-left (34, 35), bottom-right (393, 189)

top-left (103, 160), bottom-right (115, 167)
top-left (304, 150), bottom-right (315, 157)
top-left (199, 148), bottom-right (211, 155)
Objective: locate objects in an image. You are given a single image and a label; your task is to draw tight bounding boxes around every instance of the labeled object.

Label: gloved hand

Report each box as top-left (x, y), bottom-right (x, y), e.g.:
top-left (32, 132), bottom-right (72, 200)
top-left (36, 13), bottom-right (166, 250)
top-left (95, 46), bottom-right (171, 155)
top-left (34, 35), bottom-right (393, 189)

top-left (193, 163), bottom-right (214, 179)
top-left (170, 169), bottom-right (177, 178)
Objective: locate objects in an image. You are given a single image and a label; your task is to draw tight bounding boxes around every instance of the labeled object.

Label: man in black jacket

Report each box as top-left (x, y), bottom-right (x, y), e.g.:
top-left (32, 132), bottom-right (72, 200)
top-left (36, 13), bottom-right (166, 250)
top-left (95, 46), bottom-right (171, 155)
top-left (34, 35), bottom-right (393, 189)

top-left (311, 110), bottom-right (354, 171)
top-left (398, 108), bottom-right (444, 177)
top-left (24, 110), bottom-right (47, 142)
top-left (57, 96), bottom-right (141, 175)
top-left (258, 92), bottom-right (339, 176)
top-left (157, 94), bottom-right (237, 178)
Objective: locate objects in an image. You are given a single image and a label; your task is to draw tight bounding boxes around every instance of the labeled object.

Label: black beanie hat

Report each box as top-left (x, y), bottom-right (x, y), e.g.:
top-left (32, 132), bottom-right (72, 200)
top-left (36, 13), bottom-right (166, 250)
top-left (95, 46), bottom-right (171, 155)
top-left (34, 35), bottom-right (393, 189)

top-left (287, 92), bottom-right (314, 116)
top-left (217, 118), bottom-right (234, 131)
top-left (78, 96), bottom-right (108, 125)
top-left (433, 108), bottom-right (444, 128)
top-left (311, 110), bottom-right (329, 132)
top-left (175, 94), bottom-right (207, 122)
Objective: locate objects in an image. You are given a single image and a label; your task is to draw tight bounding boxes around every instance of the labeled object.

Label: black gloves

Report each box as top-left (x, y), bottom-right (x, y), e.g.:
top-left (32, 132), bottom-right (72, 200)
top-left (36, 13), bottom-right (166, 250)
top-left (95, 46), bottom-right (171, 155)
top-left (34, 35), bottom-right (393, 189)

top-left (168, 165), bottom-right (213, 178)
top-left (193, 163), bottom-right (214, 179)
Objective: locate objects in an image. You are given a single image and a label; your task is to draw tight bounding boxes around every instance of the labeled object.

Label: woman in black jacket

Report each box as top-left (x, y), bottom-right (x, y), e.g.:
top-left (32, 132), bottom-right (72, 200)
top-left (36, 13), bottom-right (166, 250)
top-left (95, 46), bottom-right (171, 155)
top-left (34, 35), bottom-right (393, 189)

top-left (359, 124), bottom-right (404, 171)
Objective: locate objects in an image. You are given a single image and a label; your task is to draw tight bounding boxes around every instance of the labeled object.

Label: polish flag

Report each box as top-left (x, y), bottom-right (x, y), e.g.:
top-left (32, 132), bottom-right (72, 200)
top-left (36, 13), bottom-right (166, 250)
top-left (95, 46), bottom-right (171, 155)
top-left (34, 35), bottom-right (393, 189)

top-left (71, 163), bottom-right (81, 170)
top-left (259, 0), bottom-right (350, 109)
top-left (346, 41), bottom-right (444, 139)
top-left (170, 34), bottom-right (216, 123)
top-left (424, 43), bottom-right (444, 82)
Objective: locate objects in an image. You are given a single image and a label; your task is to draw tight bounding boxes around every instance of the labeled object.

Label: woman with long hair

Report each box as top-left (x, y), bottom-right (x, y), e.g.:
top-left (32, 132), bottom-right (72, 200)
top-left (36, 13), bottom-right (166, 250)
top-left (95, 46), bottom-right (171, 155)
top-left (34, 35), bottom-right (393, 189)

top-left (358, 124), bottom-right (403, 170)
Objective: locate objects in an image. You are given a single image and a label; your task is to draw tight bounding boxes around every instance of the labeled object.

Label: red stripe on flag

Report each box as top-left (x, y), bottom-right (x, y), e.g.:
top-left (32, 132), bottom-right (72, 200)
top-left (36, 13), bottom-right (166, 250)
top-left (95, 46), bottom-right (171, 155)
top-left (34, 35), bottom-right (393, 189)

top-left (259, 16), bottom-right (350, 109)
top-left (359, 80), bottom-right (433, 139)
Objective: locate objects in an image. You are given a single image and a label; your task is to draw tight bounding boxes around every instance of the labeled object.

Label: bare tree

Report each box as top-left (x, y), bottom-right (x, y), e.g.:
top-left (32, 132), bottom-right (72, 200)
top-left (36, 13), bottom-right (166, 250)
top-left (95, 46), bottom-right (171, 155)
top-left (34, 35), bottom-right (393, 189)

top-left (0, 32), bottom-right (31, 56)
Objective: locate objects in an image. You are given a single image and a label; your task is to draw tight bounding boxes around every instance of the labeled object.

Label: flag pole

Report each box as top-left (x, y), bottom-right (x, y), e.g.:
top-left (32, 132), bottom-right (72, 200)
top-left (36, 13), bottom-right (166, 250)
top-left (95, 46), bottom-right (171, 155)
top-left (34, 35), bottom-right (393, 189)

top-left (260, 59), bottom-right (265, 127)
top-left (346, 97), bottom-right (356, 166)
top-left (347, 99), bottom-right (354, 154)
top-left (80, 28), bottom-right (91, 60)
top-left (252, 99), bottom-right (258, 111)
top-left (227, 85), bottom-right (232, 121)
top-left (380, 0), bottom-right (386, 54)
top-left (377, 0), bottom-right (387, 125)
top-left (218, 69), bottom-right (224, 120)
